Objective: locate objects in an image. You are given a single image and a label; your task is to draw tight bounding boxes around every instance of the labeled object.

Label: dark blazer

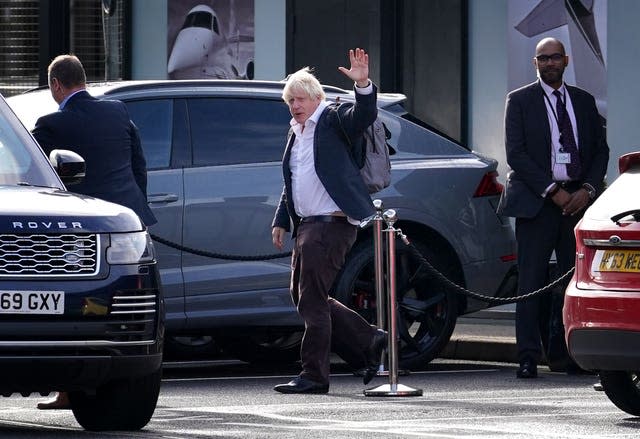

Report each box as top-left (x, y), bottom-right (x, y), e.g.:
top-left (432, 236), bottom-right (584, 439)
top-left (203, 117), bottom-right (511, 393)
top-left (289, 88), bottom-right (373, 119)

top-left (272, 85), bottom-right (378, 236)
top-left (497, 80), bottom-right (608, 218)
top-left (32, 90), bottom-right (157, 226)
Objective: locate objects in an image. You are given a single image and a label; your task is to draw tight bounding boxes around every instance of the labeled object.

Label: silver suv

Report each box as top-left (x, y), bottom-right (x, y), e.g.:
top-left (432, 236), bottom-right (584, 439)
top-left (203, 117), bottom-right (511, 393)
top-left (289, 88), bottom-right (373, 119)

top-left (9, 80), bottom-right (517, 370)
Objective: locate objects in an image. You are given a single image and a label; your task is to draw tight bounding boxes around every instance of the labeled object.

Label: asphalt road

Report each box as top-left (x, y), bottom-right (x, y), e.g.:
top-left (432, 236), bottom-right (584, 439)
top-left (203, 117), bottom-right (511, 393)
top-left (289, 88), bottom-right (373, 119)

top-left (1, 358), bottom-right (637, 438)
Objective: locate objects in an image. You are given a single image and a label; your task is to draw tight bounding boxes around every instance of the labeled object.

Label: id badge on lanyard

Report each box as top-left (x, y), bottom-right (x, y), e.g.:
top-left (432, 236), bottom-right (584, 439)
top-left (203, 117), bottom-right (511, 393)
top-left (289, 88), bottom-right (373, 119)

top-left (557, 152), bottom-right (571, 164)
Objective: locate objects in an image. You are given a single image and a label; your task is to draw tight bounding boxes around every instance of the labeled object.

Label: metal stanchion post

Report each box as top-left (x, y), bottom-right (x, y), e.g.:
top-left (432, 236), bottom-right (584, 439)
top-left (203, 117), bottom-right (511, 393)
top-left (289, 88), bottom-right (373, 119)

top-left (372, 199), bottom-right (388, 376)
top-left (365, 209), bottom-right (422, 397)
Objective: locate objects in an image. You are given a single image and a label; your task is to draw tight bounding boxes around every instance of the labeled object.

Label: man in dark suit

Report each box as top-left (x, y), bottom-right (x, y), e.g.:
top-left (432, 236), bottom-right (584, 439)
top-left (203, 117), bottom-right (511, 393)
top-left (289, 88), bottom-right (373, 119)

top-left (33, 55), bottom-right (156, 410)
top-left (271, 48), bottom-right (386, 394)
top-left (498, 37), bottom-right (608, 378)
top-left (32, 54), bottom-right (156, 227)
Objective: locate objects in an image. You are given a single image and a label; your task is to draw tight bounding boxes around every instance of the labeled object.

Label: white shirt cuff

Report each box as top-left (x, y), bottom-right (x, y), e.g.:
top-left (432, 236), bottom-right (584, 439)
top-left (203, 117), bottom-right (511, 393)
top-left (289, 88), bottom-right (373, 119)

top-left (354, 80), bottom-right (373, 94)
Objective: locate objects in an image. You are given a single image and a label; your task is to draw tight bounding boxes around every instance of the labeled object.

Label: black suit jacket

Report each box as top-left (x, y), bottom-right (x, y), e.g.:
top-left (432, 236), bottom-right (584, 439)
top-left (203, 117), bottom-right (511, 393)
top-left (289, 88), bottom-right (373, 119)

top-left (272, 85), bottom-right (378, 237)
top-left (32, 90), bottom-right (157, 226)
top-left (497, 80), bottom-right (608, 218)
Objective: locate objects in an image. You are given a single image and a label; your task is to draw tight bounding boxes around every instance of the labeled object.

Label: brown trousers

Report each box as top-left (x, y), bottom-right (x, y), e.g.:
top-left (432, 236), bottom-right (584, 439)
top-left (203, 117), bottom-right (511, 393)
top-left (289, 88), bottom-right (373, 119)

top-left (290, 221), bottom-right (376, 384)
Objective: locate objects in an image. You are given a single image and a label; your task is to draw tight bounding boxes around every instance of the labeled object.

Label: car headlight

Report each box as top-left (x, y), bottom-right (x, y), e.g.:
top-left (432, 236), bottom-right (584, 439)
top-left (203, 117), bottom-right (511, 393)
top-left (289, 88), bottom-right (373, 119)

top-left (107, 231), bottom-right (156, 264)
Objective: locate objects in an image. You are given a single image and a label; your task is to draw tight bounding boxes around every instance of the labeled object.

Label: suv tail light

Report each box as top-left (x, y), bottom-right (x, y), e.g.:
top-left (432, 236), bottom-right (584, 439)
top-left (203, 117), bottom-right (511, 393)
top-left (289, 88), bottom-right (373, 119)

top-left (473, 171), bottom-right (504, 197)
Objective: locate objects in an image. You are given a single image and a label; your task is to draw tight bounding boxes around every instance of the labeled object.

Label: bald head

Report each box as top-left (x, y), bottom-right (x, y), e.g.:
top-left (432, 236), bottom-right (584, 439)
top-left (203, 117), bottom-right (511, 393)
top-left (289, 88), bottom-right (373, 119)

top-left (535, 38), bottom-right (565, 56)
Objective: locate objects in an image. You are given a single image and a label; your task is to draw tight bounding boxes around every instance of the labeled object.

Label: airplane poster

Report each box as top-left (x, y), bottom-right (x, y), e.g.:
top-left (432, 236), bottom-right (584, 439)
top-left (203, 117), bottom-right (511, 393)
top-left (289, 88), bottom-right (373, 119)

top-left (508, 0), bottom-right (607, 118)
top-left (167, 0), bottom-right (255, 80)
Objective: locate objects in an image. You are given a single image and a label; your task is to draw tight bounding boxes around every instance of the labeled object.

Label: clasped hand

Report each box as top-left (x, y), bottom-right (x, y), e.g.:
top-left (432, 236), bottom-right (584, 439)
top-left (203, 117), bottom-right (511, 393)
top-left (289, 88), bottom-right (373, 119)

top-left (552, 188), bottom-right (590, 216)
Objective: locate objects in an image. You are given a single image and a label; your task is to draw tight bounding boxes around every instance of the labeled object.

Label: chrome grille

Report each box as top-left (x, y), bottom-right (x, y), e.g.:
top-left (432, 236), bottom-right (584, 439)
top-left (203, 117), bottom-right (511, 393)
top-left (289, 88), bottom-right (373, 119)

top-left (108, 289), bottom-right (158, 342)
top-left (0, 234), bottom-right (98, 276)
top-left (111, 293), bottom-right (157, 315)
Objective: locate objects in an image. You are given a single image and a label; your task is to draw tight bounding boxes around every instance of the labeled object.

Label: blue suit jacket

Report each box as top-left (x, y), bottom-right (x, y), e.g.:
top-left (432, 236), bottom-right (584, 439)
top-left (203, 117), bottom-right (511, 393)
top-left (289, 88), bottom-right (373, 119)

top-left (272, 85), bottom-right (378, 237)
top-left (32, 90), bottom-right (157, 226)
top-left (497, 81), bottom-right (608, 218)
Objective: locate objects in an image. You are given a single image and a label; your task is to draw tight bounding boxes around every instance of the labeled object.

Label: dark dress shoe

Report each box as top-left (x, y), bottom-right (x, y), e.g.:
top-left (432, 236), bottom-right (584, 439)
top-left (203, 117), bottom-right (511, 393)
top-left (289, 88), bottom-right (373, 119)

top-left (273, 377), bottom-right (329, 394)
top-left (363, 329), bottom-right (388, 385)
top-left (516, 360), bottom-right (538, 378)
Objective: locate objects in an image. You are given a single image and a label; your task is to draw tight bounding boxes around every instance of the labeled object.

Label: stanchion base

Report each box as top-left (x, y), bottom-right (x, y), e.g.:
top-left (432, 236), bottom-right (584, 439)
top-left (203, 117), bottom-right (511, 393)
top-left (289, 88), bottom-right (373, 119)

top-left (353, 368), bottom-right (411, 378)
top-left (364, 383), bottom-right (423, 397)
top-left (374, 369), bottom-right (411, 377)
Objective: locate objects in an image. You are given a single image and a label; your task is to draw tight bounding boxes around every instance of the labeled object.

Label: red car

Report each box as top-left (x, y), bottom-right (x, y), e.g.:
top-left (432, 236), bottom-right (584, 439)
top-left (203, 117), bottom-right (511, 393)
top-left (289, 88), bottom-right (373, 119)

top-left (564, 151), bottom-right (640, 416)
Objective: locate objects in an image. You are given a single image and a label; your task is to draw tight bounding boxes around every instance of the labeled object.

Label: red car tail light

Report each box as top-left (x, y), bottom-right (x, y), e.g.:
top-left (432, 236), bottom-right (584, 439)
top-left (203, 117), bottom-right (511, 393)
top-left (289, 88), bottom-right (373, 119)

top-left (618, 151), bottom-right (640, 174)
top-left (473, 171), bottom-right (504, 197)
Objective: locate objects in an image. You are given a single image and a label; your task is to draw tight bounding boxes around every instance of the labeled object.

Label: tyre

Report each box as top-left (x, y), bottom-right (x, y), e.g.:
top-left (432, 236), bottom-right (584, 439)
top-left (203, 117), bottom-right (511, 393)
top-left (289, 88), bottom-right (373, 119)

top-left (599, 371), bottom-right (640, 416)
top-left (69, 369), bottom-right (161, 431)
top-left (216, 330), bottom-right (302, 364)
top-left (334, 238), bottom-right (459, 370)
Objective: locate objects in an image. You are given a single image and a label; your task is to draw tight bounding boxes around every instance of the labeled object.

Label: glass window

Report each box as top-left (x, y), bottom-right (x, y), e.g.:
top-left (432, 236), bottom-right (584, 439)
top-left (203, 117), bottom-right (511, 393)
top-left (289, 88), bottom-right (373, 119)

top-left (188, 98), bottom-right (291, 166)
top-left (182, 11), bottom-right (213, 30)
top-left (0, 104), bottom-right (60, 188)
top-left (125, 100), bottom-right (173, 169)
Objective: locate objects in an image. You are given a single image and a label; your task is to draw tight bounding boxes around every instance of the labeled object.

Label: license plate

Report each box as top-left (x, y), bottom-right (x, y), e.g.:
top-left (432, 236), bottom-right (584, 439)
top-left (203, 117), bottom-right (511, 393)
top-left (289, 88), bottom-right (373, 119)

top-left (0, 291), bottom-right (64, 314)
top-left (593, 249), bottom-right (640, 273)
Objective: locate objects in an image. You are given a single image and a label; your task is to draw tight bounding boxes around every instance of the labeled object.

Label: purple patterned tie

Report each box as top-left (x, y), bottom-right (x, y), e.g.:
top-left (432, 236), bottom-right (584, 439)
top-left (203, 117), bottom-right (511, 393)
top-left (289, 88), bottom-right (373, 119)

top-left (553, 90), bottom-right (581, 179)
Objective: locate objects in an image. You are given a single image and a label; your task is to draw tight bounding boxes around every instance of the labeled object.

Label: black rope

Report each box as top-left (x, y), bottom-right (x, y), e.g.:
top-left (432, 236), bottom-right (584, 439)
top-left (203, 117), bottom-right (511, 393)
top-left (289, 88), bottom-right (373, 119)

top-left (150, 229), bottom-right (574, 303)
top-left (149, 234), bottom-right (292, 261)
top-left (403, 236), bottom-right (574, 304)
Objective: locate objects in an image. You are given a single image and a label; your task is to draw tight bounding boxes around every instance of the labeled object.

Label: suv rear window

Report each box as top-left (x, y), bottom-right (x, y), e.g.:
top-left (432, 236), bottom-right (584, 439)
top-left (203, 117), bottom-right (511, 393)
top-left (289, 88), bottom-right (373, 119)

top-left (188, 98), bottom-right (291, 166)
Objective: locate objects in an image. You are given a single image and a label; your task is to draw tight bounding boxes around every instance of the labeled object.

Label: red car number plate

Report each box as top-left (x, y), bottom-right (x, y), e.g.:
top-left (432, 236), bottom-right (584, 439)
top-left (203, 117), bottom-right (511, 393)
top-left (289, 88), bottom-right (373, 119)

top-left (594, 249), bottom-right (640, 273)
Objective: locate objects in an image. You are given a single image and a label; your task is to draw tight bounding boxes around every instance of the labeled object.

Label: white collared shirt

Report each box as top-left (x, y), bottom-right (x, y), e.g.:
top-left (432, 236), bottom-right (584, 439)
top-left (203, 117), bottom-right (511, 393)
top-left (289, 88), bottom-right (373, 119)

top-left (288, 81), bottom-right (373, 220)
top-left (539, 80), bottom-right (579, 182)
top-left (289, 100), bottom-right (338, 218)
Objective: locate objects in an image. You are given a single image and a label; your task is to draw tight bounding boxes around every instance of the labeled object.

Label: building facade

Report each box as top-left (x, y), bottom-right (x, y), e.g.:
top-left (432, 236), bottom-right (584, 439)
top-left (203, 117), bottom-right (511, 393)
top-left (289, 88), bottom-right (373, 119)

top-left (0, 0), bottom-right (638, 182)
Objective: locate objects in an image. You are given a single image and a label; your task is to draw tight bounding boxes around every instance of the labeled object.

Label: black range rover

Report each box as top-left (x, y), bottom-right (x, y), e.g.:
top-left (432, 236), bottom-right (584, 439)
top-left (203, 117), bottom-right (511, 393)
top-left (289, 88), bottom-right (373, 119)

top-left (0, 94), bottom-right (164, 431)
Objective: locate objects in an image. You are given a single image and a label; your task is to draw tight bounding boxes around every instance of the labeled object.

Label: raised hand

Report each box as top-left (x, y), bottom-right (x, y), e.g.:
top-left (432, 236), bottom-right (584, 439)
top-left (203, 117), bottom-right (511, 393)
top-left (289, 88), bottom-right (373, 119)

top-left (338, 48), bottom-right (370, 87)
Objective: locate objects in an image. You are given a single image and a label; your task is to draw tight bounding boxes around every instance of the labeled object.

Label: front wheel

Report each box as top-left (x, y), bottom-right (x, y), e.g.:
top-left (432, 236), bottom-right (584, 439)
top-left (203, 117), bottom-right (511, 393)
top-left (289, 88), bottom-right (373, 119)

top-left (69, 369), bottom-right (161, 431)
top-left (334, 238), bottom-right (459, 370)
top-left (600, 371), bottom-right (640, 416)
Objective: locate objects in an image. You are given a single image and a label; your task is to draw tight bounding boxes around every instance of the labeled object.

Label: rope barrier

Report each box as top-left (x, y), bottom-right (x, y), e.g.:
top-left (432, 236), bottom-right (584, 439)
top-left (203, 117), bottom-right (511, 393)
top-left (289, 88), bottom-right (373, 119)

top-left (149, 229), bottom-right (574, 303)
top-left (149, 233), bottom-right (292, 261)
top-left (400, 231), bottom-right (574, 304)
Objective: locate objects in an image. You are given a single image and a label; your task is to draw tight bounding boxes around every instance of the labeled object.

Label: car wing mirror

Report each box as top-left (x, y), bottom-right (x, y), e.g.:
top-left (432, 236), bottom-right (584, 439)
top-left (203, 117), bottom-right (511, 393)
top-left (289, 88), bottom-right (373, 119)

top-left (49, 149), bottom-right (86, 185)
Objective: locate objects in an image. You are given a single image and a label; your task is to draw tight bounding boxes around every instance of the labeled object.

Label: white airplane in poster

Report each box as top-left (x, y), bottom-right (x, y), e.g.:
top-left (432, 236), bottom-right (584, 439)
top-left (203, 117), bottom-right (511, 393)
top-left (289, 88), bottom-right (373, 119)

top-left (167, 4), bottom-right (254, 80)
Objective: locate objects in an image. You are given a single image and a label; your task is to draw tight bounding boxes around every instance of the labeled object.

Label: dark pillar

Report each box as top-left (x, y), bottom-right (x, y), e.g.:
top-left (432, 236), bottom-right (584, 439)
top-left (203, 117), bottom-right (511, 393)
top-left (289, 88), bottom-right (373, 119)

top-left (38, 0), bottom-right (70, 86)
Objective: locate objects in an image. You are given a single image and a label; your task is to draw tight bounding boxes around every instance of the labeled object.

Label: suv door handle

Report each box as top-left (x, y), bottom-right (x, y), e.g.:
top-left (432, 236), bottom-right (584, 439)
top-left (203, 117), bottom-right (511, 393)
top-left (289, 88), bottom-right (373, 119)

top-left (148, 193), bottom-right (179, 203)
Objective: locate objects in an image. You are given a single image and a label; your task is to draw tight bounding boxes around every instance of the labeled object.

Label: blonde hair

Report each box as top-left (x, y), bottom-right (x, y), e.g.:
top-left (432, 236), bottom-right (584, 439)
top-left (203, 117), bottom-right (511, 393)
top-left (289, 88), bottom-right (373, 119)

top-left (282, 67), bottom-right (325, 103)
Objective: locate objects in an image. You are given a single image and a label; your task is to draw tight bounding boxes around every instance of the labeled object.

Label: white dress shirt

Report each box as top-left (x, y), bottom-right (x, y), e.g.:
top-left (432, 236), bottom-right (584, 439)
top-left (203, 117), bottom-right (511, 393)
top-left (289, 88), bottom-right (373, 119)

top-left (288, 82), bottom-right (373, 222)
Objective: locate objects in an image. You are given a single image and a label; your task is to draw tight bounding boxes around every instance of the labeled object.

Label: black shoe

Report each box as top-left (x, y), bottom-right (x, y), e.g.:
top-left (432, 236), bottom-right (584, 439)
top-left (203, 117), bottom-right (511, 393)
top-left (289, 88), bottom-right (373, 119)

top-left (363, 329), bottom-right (388, 385)
top-left (516, 360), bottom-right (538, 378)
top-left (273, 376), bottom-right (329, 394)
top-left (593, 382), bottom-right (604, 391)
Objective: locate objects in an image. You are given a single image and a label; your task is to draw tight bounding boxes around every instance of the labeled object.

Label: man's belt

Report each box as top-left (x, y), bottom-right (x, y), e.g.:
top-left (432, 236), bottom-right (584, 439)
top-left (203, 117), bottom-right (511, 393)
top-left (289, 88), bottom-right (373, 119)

top-left (300, 215), bottom-right (349, 225)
